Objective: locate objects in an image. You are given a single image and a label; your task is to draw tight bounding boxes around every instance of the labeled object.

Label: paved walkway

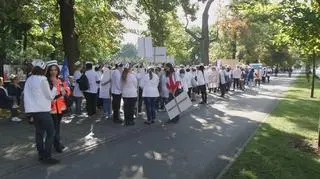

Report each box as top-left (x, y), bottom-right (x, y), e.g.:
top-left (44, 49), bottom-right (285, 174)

top-left (0, 73), bottom-right (295, 178)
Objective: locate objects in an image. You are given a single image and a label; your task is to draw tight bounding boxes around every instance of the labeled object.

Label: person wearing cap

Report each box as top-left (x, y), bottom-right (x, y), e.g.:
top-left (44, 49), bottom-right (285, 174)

top-left (73, 61), bottom-right (83, 115)
top-left (99, 65), bottom-right (112, 118)
top-left (121, 64), bottom-right (138, 126)
top-left (24, 60), bottom-right (60, 164)
top-left (141, 67), bottom-right (159, 124)
top-left (83, 62), bottom-right (100, 116)
top-left (6, 74), bottom-right (23, 122)
top-left (197, 65), bottom-right (207, 104)
top-left (111, 63), bottom-right (123, 123)
top-left (46, 60), bottom-right (71, 153)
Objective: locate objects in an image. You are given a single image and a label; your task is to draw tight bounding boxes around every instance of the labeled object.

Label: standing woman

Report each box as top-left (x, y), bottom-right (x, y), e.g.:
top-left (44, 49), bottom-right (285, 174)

top-left (165, 63), bottom-right (181, 123)
top-left (121, 64), bottom-right (138, 126)
top-left (24, 60), bottom-right (60, 164)
top-left (46, 61), bottom-right (71, 153)
top-left (100, 65), bottom-right (112, 118)
top-left (73, 61), bottom-right (83, 116)
top-left (197, 65), bottom-right (207, 104)
top-left (141, 67), bottom-right (159, 124)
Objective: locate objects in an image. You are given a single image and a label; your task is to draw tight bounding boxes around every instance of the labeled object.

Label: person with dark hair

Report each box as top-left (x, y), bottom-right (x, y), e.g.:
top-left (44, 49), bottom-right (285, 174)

top-left (141, 67), bottom-right (159, 124)
top-left (121, 64), bottom-right (138, 126)
top-left (24, 60), bottom-right (60, 164)
top-left (83, 62), bottom-right (100, 116)
top-left (197, 65), bottom-right (207, 104)
top-left (46, 60), bottom-right (71, 153)
top-left (111, 63), bottom-right (123, 123)
top-left (165, 63), bottom-right (181, 123)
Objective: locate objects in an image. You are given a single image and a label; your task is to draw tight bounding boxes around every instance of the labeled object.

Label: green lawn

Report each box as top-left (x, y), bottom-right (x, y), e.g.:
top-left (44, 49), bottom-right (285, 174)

top-left (223, 75), bottom-right (320, 179)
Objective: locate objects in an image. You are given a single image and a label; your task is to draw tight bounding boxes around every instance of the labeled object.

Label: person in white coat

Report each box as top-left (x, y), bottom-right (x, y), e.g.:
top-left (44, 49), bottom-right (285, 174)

top-left (121, 64), bottom-right (138, 126)
top-left (100, 66), bottom-right (112, 118)
top-left (73, 61), bottom-right (83, 115)
top-left (24, 60), bottom-right (60, 164)
top-left (111, 63), bottom-right (123, 123)
top-left (197, 65), bottom-right (207, 104)
top-left (141, 67), bottom-right (159, 124)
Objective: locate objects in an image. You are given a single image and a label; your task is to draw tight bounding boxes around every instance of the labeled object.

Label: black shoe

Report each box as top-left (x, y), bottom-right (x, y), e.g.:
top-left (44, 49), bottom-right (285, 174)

top-left (38, 156), bottom-right (44, 161)
top-left (144, 121), bottom-right (151, 125)
top-left (113, 119), bottom-right (122, 124)
top-left (41, 157), bottom-right (60, 165)
top-left (199, 101), bottom-right (205, 104)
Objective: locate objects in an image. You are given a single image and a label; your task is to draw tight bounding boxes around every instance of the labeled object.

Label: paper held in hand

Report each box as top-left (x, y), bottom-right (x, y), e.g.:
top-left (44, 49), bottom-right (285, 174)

top-left (165, 91), bottom-right (192, 120)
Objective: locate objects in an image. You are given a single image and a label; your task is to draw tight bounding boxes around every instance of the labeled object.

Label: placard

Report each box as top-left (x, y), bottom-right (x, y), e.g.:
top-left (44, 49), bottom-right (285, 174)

top-left (137, 37), bottom-right (153, 58)
top-left (165, 91), bottom-right (192, 120)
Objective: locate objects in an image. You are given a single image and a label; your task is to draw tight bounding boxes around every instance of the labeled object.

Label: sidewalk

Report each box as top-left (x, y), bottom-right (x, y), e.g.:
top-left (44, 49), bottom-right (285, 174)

top-left (0, 75), bottom-right (285, 178)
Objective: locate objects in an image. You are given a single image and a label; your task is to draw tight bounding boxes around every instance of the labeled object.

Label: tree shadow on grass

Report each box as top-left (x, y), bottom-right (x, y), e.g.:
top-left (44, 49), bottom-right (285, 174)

top-left (223, 123), bottom-right (320, 179)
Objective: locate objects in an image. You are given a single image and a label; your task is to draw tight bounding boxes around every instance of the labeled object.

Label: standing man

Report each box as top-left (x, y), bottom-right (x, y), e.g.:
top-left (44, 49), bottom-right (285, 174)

top-left (232, 66), bottom-right (241, 90)
top-left (84, 62), bottom-right (100, 116)
top-left (219, 66), bottom-right (227, 98)
top-left (111, 63), bottom-right (123, 123)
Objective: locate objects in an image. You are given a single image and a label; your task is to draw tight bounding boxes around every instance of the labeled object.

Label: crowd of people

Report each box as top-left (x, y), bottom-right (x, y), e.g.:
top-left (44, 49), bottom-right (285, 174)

top-left (0, 60), bottom-right (273, 164)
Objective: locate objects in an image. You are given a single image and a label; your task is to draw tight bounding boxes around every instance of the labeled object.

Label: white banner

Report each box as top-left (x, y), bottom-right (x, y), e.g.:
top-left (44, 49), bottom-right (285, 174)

top-left (165, 91), bottom-right (192, 120)
top-left (153, 47), bottom-right (166, 63)
top-left (137, 37), bottom-right (153, 58)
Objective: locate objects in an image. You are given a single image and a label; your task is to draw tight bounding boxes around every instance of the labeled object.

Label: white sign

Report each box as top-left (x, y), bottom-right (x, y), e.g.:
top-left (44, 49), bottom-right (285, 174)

top-left (165, 91), bottom-right (192, 120)
top-left (153, 47), bottom-right (166, 63)
top-left (167, 56), bottom-right (175, 64)
top-left (137, 37), bottom-right (153, 58)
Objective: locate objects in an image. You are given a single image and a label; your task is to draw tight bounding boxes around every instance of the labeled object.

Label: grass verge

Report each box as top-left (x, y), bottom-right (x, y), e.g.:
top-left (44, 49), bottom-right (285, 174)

top-left (222, 74), bottom-right (320, 179)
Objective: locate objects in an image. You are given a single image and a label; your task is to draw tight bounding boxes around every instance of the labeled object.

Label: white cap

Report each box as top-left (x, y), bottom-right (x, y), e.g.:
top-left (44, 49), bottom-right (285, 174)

top-left (46, 60), bottom-right (58, 68)
top-left (32, 60), bottom-right (46, 70)
top-left (124, 63), bottom-right (130, 69)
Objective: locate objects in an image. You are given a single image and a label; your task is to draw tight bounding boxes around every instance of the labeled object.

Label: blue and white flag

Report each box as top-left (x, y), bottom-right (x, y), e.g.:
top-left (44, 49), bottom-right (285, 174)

top-left (61, 57), bottom-right (70, 85)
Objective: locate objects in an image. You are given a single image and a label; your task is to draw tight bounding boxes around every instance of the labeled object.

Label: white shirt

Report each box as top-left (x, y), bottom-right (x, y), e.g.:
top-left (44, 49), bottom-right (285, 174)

top-left (73, 70), bottom-right (83, 97)
top-left (24, 75), bottom-right (58, 113)
top-left (233, 68), bottom-right (242, 79)
top-left (180, 74), bottom-right (189, 90)
top-left (219, 70), bottom-right (226, 84)
top-left (121, 73), bottom-right (138, 98)
top-left (99, 69), bottom-right (111, 99)
top-left (160, 72), bottom-right (169, 98)
top-left (85, 69), bottom-right (100, 94)
top-left (141, 73), bottom-right (159, 97)
top-left (197, 71), bottom-right (206, 86)
top-left (111, 69), bottom-right (122, 94)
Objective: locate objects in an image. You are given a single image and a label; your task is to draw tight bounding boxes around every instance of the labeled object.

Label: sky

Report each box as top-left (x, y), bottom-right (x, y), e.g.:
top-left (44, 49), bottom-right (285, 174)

top-left (121, 0), bottom-right (231, 45)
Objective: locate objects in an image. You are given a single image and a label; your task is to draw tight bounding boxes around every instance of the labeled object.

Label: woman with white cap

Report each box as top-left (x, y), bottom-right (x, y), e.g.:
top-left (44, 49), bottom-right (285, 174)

top-left (141, 67), bottom-right (159, 124)
top-left (73, 61), bottom-right (83, 115)
top-left (24, 60), bottom-right (60, 164)
top-left (46, 60), bottom-right (71, 153)
top-left (121, 64), bottom-right (138, 126)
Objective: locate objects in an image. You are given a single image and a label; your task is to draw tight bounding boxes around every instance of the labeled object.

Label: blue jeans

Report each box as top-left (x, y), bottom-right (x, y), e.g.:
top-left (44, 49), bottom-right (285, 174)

top-left (102, 98), bottom-right (111, 115)
top-left (31, 112), bottom-right (54, 159)
top-left (144, 97), bottom-right (156, 122)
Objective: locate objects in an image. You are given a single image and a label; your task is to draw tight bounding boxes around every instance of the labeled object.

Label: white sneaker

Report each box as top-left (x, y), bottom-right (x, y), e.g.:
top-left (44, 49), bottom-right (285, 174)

top-left (11, 117), bottom-right (22, 122)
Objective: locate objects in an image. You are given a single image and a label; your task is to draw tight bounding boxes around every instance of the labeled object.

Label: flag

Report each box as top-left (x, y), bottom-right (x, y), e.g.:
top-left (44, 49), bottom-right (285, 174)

top-left (61, 57), bottom-right (70, 85)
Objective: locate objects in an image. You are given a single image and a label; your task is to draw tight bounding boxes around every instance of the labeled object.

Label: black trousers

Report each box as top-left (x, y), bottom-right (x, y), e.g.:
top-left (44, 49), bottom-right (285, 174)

top-left (220, 83), bottom-right (226, 97)
top-left (233, 78), bottom-right (240, 89)
top-left (51, 113), bottom-right (63, 149)
top-left (112, 94), bottom-right (122, 121)
top-left (187, 87), bottom-right (192, 98)
top-left (123, 97), bottom-right (137, 124)
top-left (83, 92), bottom-right (97, 116)
top-left (138, 87), bottom-right (143, 113)
top-left (199, 85), bottom-right (207, 103)
top-left (32, 112), bottom-right (54, 159)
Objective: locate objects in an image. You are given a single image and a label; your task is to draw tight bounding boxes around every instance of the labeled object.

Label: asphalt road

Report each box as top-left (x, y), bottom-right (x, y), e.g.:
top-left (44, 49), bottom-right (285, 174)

top-left (5, 75), bottom-right (295, 179)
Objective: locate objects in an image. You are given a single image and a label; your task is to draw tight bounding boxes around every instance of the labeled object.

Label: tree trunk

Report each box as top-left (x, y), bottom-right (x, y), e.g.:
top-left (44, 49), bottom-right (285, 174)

top-left (311, 52), bottom-right (316, 98)
top-left (201, 0), bottom-right (215, 65)
top-left (0, 52), bottom-right (5, 78)
top-left (232, 31), bottom-right (237, 59)
top-left (58, 0), bottom-right (79, 74)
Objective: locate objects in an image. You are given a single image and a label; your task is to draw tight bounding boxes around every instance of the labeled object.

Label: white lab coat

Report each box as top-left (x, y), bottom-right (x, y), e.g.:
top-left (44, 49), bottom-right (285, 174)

top-left (99, 69), bottom-right (111, 99)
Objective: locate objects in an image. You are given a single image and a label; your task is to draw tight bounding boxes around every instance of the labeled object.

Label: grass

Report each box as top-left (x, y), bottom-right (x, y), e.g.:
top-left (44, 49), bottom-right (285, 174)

top-left (222, 74), bottom-right (320, 179)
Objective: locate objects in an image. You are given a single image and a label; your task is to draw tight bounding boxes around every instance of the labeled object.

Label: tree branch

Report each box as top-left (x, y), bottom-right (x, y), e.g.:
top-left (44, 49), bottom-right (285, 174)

top-left (184, 15), bottom-right (201, 41)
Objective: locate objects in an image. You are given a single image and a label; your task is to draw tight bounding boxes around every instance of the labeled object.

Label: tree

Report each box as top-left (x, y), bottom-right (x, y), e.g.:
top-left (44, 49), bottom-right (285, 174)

top-left (181, 0), bottom-right (217, 65)
top-left (137, 0), bottom-right (178, 46)
top-left (275, 0), bottom-right (320, 97)
top-left (119, 43), bottom-right (137, 58)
